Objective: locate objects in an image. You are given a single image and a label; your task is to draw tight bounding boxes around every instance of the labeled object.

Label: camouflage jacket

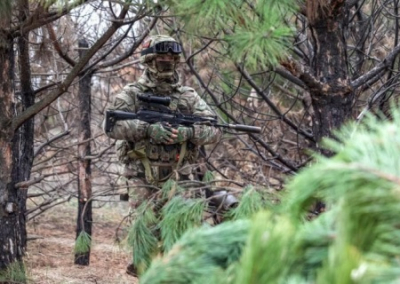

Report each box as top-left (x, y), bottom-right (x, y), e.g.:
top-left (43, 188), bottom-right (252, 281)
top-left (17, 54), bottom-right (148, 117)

top-left (103, 70), bottom-right (222, 184)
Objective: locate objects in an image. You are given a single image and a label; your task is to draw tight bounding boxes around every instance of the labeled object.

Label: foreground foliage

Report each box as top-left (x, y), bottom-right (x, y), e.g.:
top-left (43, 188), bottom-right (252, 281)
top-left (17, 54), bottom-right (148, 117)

top-left (126, 177), bottom-right (276, 274)
top-left (139, 108), bottom-right (400, 284)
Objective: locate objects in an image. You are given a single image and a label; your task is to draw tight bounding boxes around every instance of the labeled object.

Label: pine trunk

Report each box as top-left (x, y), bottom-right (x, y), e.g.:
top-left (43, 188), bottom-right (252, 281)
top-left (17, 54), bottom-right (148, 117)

top-left (74, 39), bottom-right (93, 265)
top-left (308, 2), bottom-right (355, 149)
top-left (0, 30), bottom-right (27, 273)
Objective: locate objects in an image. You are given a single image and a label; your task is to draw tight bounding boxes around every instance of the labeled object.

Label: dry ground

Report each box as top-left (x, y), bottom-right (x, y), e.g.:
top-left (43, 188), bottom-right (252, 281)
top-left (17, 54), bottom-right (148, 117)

top-left (25, 201), bottom-right (137, 284)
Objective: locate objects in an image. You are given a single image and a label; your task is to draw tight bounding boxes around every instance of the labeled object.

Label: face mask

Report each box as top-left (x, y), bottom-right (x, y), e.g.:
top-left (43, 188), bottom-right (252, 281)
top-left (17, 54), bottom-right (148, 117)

top-left (155, 59), bottom-right (175, 73)
top-left (145, 54), bottom-right (180, 79)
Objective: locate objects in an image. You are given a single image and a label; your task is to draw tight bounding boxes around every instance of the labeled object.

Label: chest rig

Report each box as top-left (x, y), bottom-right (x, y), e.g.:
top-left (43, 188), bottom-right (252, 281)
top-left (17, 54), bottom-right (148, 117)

top-left (125, 84), bottom-right (198, 185)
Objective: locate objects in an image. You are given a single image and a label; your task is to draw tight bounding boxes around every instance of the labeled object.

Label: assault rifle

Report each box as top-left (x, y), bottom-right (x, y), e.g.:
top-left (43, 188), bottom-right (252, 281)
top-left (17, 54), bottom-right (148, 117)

top-left (104, 94), bottom-right (261, 134)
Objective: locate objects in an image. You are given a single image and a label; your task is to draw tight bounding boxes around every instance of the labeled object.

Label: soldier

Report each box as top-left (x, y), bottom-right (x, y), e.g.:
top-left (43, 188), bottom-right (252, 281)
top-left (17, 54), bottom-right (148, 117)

top-left (103, 34), bottom-right (222, 210)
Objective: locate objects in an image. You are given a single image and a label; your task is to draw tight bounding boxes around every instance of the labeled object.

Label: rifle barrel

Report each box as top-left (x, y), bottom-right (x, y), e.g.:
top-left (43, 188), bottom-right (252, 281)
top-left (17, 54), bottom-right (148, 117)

top-left (219, 123), bottom-right (262, 133)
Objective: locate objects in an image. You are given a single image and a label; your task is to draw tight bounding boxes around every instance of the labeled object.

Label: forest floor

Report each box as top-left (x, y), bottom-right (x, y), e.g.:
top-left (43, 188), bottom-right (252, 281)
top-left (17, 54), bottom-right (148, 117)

top-left (25, 200), bottom-right (137, 284)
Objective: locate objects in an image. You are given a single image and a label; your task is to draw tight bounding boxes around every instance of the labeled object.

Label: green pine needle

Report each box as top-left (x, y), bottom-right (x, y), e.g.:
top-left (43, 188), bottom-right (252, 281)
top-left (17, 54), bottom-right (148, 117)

top-left (227, 185), bottom-right (266, 220)
top-left (294, 208), bottom-right (337, 278)
top-left (161, 179), bottom-right (175, 193)
top-left (127, 219), bottom-right (158, 273)
top-left (141, 220), bottom-right (250, 284)
top-left (138, 107), bottom-right (400, 283)
top-left (74, 231), bottom-right (92, 254)
top-left (161, 179), bottom-right (185, 199)
top-left (170, 0), bottom-right (299, 68)
top-left (128, 204), bottom-right (159, 273)
top-left (283, 108), bottom-right (400, 282)
top-left (202, 171), bottom-right (215, 183)
top-left (160, 196), bottom-right (206, 251)
top-left (235, 211), bottom-right (298, 284)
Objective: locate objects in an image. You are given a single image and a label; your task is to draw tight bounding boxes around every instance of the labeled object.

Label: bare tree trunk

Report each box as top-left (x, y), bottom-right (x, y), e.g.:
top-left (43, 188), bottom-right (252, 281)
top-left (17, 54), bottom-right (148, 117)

top-left (74, 39), bottom-right (93, 266)
top-left (307, 1), bottom-right (355, 148)
top-left (0, 30), bottom-right (27, 275)
top-left (0, 1), bottom-right (35, 278)
top-left (14, 0), bottom-right (35, 251)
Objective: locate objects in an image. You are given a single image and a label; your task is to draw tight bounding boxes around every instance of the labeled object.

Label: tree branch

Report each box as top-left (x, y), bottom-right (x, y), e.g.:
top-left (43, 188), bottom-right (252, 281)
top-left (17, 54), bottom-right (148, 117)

top-left (236, 64), bottom-right (315, 142)
top-left (11, 3), bottom-right (131, 131)
top-left (351, 44), bottom-right (400, 89)
top-left (34, 130), bottom-right (70, 158)
top-left (46, 24), bottom-right (76, 67)
top-left (274, 66), bottom-right (307, 89)
top-left (11, 1), bottom-right (90, 36)
top-left (94, 13), bottom-right (157, 70)
top-left (15, 170), bottom-right (71, 189)
top-left (179, 39), bottom-right (300, 171)
top-left (280, 57), bottom-right (329, 93)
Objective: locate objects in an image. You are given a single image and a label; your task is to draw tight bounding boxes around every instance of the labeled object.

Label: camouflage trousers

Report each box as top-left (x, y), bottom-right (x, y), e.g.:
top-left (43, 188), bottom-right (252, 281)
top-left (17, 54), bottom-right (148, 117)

top-left (118, 176), bottom-right (154, 209)
top-left (117, 163), bottom-right (194, 209)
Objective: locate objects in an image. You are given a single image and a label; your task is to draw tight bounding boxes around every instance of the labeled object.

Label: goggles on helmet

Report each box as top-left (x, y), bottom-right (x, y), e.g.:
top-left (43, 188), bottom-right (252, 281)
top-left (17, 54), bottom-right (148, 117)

top-left (141, 41), bottom-right (182, 56)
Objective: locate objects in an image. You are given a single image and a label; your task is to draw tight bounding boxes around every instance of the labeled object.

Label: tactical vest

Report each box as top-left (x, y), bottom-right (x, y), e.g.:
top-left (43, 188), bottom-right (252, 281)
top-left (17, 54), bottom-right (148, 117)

top-left (116, 83), bottom-right (199, 185)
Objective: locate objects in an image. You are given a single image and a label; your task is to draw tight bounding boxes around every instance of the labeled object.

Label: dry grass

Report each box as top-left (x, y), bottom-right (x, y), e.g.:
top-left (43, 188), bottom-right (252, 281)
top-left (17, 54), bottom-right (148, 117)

top-left (25, 201), bottom-right (137, 284)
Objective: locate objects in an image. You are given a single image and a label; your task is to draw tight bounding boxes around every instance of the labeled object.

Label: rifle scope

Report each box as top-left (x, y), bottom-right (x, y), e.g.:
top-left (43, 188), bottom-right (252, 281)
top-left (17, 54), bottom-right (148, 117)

top-left (137, 94), bottom-right (171, 106)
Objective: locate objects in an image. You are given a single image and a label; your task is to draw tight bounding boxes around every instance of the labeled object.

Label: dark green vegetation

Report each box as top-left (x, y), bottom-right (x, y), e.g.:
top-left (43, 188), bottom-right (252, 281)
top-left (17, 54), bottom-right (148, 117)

top-left (138, 108), bottom-right (400, 284)
top-left (127, 179), bottom-right (276, 274)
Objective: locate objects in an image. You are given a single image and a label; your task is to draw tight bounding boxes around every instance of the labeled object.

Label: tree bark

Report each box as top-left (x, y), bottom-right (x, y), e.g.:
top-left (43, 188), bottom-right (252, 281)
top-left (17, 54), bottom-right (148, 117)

top-left (74, 39), bottom-right (93, 266)
top-left (307, 1), bottom-right (355, 149)
top-left (0, 29), bottom-right (27, 274)
top-left (0, 0), bottom-right (34, 277)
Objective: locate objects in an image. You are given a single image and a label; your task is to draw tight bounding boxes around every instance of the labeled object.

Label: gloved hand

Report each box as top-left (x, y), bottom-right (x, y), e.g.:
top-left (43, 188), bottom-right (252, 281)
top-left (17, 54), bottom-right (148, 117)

top-left (170, 126), bottom-right (193, 144)
top-left (147, 122), bottom-right (175, 144)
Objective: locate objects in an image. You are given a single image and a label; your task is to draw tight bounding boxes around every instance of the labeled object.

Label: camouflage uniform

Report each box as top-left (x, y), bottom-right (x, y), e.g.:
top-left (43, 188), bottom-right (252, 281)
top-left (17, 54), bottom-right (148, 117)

top-left (104, 68), bottom-right (222, 208)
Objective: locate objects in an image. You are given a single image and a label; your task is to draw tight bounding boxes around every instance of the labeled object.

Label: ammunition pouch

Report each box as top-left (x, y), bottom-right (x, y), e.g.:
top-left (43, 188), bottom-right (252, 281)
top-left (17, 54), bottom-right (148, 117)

top-left (126, 140), bottom-right (189, 185)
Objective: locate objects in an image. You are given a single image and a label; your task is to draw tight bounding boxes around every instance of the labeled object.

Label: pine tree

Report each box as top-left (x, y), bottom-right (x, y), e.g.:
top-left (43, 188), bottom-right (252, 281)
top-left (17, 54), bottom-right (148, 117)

top-left (169, 0), bottom-right (298, 69)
